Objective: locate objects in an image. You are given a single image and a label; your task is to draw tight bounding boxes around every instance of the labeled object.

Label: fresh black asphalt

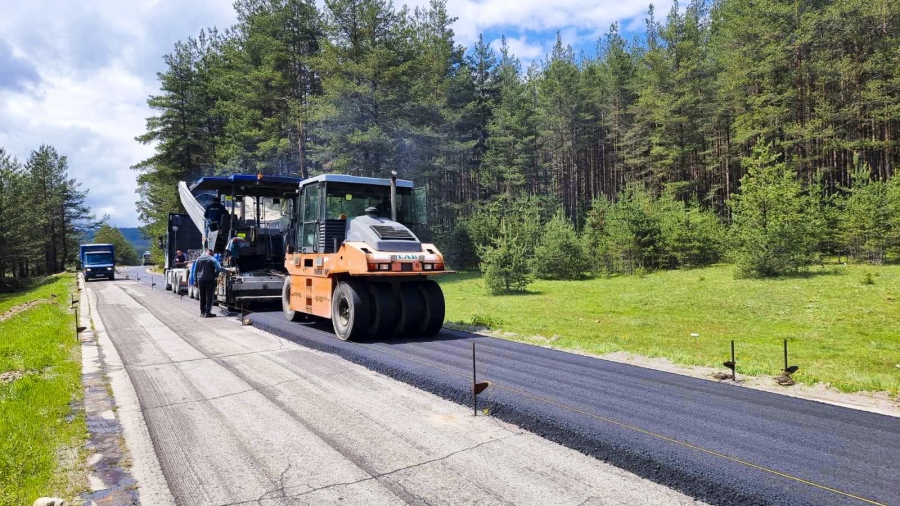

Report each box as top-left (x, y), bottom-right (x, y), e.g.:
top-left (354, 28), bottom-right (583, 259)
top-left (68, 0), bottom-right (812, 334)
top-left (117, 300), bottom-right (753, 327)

top-left (120, 268), bottom-right (899, 505)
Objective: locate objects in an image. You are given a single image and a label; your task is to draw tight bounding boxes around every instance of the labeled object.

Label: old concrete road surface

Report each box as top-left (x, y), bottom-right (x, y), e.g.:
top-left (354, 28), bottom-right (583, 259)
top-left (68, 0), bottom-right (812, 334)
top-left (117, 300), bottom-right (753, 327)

top-left (85, 277), bottom-right (698, 506)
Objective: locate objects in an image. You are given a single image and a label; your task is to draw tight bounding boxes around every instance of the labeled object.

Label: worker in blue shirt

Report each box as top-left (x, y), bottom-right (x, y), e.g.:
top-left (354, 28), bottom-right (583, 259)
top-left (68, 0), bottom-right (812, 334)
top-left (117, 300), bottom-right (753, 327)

top-left (194, 248), bottom-right (230, 317)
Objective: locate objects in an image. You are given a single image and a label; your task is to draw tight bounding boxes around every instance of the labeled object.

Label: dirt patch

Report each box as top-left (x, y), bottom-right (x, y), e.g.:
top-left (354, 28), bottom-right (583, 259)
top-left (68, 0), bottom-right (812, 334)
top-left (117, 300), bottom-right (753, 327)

top-left (0, 370), bottom-right (25, 384)
top-left (0, 298), bottom-right (56, 322)
top-left (0, 369), bottom-right (41, 384)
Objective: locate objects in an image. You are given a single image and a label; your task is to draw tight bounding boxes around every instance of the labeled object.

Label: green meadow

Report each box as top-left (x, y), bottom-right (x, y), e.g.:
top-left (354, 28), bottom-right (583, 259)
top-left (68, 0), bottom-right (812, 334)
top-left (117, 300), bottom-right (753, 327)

top-left (440, 264), bottom-right (900, 395)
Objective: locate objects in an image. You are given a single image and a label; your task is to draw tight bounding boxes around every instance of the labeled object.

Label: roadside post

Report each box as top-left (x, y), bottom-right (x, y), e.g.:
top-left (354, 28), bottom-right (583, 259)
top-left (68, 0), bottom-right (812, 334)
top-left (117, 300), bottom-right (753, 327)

top-left (783, 339), bottom-right (798, 375)
top-left (723, 340), bottom-right (736, 382)
top-left (472, 342), bottom-right (490, 416)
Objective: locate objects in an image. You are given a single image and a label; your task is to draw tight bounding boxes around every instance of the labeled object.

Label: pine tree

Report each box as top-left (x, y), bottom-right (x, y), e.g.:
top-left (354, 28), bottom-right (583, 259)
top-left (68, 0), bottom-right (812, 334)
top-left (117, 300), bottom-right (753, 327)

top-left (537, 34), bottom-right (584, 224)
top-left (729, 143), bottom-right (816, 277)
top-left (482, 38), bottom-right (536, 196)
top-left (478, 219), bottom-right (533, 294)
top-left (219, 0), bottom-right (321, 175)
top-left (841, 168), bottom-right (891, 263)
top-left (0, 149), bottom-right (24, 279)
top-left (309, 0), bottom-right (414, 178)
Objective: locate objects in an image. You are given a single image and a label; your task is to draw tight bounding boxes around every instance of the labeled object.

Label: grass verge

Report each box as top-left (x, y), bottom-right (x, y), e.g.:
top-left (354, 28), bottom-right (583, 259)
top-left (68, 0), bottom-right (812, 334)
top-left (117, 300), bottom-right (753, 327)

top-left (439, 264), bottom-right (900, 395)
top-left (0, 274), bottom-right (87, 505)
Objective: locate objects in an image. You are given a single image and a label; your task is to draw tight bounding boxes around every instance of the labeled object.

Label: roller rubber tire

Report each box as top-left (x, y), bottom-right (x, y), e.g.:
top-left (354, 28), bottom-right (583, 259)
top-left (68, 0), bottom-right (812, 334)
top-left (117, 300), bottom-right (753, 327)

top-left (368, 283), bottom-right (398, 338)
top-left (417, 280), bottom-right (445, 336)
top-left (394, 283), bottom-right (425, 337)
top-left (282, 277), bottom-right (304, 322)
top-left (332, 280), bottom-right (373, 341)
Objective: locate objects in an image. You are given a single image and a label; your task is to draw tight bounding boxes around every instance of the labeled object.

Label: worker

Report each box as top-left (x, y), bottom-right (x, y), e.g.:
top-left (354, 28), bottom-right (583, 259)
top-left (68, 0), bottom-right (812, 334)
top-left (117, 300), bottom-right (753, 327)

top-left (204, 192), bottom-right (227, 246)
top-left (194, 248), bottom-right (228, 318)
top-left (173, 249), bottom-right (187, 268)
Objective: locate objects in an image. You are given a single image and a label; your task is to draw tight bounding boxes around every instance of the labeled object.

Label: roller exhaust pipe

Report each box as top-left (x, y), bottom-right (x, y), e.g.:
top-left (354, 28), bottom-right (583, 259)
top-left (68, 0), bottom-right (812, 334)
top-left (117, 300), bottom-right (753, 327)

top-left (390, 170), bottom-right (397, 222)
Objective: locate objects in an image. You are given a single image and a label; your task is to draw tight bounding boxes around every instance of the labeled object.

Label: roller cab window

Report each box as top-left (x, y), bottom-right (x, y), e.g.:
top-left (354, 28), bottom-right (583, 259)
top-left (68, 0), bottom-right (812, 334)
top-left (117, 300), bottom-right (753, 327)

top-left (324, 182), bottom-right (424, 227)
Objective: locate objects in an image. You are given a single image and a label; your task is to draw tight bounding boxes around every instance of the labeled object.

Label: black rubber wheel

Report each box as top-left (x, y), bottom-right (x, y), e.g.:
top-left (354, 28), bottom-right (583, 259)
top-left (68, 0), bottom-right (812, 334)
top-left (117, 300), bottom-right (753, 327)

top-left (282, 277), bottom-right (303, 322)
top-left (332, 280), bottom-right (373, 341)
top-left (394, 283), bottom-right (425, 337)
top-left (417, 280), bottom-right (445, 336)
top-left (368, 283), bottom-right (398, 338)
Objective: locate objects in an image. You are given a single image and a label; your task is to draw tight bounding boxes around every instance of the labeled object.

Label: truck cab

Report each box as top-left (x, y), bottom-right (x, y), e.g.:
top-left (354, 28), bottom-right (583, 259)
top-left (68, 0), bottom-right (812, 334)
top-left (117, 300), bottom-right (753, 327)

top-left (80, 243), bottom-right (116, 281)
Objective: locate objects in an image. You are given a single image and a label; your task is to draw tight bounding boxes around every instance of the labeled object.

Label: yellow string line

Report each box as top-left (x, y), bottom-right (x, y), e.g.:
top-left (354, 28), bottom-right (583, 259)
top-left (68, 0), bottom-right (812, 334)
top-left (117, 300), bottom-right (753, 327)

top-left (356, 342), bottom-right (885, 506)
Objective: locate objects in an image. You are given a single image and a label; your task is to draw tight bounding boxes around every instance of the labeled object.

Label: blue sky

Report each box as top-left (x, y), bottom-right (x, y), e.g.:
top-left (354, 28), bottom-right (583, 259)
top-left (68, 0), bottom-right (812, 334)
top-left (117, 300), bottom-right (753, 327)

top-left (0, 0), bottom-right (667, 227)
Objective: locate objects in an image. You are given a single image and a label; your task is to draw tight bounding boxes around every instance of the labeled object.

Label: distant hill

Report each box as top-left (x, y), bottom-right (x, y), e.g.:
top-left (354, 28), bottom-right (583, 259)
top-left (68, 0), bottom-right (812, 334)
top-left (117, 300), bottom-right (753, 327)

top-left (84, 227), bottom-right (151, 254)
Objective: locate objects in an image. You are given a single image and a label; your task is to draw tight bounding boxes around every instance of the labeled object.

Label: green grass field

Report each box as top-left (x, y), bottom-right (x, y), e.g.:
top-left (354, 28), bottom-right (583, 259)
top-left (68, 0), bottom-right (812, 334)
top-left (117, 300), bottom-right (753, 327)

top-left (439, 264), bottom-right (900, 395)
top-left (0, 275), bottom-right (87, 505)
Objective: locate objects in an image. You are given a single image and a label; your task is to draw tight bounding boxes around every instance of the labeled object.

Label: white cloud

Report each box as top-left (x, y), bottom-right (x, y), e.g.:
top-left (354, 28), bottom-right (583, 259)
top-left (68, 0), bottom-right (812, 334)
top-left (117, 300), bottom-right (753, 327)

top-left (0, 0), bottom-right (236, 227)
top-left (490, 35), bottom-right (545, 61)
top-left (399, 0), bottom-right (669, 65)
top-left (442, 0), bottom-right (668, 46)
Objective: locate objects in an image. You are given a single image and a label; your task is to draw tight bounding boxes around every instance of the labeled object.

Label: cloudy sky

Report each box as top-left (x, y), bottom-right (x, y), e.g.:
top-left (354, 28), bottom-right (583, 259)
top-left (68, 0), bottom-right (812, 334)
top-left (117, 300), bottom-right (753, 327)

top-left (0, 0), bottom-right (667, 227)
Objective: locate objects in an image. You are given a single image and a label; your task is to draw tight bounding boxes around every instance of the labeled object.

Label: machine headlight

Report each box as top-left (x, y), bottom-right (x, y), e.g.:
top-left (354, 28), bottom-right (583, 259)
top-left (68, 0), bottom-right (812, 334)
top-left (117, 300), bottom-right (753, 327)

top-left (86, 268), bottom-right (92, 272)
top-left (107, 267), bottom-right (113, 271)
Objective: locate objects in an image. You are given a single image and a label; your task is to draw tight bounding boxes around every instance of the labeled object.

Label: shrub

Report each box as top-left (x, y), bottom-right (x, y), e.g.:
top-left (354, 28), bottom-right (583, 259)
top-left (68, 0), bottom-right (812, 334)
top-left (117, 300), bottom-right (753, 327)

top-left (530, 212), bottom-right (590, 280)
top-left (471, 314), bottom-right (504, 329)
top-left (478, 220), bottom-right (533, 294)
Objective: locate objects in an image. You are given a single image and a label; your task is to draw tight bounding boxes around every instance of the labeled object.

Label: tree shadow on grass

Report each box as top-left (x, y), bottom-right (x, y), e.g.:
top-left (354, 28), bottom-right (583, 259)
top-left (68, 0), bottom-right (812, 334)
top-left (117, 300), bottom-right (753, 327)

top-left (434, 270), bottom-right (481, 286)
top-left (746, 267), bottom-right (851, 281)
top-left (0, 275), bottom-right (57, 297)
top-left (496, 289), bottom-right (544, 296)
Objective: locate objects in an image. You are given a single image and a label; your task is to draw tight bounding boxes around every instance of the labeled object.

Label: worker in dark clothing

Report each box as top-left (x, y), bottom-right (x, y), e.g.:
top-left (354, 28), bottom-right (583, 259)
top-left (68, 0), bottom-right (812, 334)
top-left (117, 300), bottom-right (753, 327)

top-left (174, 249), bottom-right (187, 268)
top-left (204, 192), bottom-right (227, 248)
top-left (194, 248), bottom-right (228, 317)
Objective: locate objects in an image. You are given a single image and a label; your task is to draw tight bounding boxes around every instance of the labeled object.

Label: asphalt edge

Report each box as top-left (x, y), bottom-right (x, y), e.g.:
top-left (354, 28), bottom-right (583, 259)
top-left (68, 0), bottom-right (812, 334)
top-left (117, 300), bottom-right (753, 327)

top-left (84, 279), bottom-right (176, 505)
top-left (251, 318), bottom-right (769, 506)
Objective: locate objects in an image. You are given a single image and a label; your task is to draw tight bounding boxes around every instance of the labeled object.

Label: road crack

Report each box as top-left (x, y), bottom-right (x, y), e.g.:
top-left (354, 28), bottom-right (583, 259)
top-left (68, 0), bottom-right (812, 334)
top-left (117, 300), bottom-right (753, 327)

top-left (218, 434), bottom-right (521, 506)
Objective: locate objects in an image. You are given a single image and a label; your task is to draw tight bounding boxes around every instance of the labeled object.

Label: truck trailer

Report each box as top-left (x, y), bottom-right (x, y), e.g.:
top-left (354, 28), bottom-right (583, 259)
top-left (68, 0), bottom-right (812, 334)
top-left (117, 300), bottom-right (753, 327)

top-left (80, 243), bottom-right (116, 281)
top-left (160, 212), bottom-right (203, 294)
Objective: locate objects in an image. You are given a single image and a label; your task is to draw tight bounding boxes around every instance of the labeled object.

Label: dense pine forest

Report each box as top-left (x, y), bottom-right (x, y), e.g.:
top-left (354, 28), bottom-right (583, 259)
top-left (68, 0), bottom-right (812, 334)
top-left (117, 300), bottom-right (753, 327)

top-left (135, 0), bottom-right (900, 285)
top-left (0, 146), bottom-right (94, 282)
